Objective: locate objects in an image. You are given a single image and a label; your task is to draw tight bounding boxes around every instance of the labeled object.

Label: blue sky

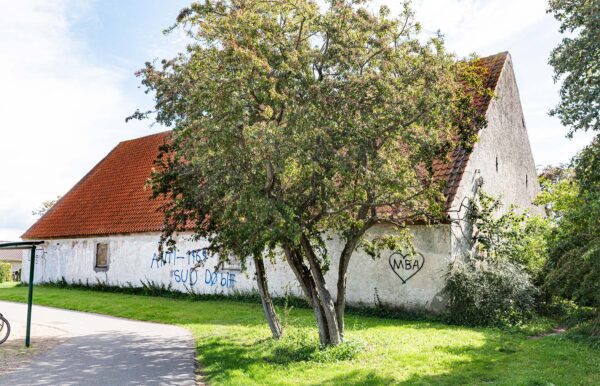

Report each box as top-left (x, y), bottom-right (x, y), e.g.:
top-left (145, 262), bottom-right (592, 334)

top-left (0, 0), bottom-right (594, 240)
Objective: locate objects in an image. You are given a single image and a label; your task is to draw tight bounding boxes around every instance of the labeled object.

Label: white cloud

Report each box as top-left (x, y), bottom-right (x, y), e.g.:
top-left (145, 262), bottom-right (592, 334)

top-left (412, 0), bottom-right (548, 56)
top-left (0, 0), bottom-right (160, 240)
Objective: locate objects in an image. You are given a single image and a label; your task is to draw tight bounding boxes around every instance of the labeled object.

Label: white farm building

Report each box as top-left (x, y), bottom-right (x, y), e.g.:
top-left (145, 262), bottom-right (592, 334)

top-left (22, 52), bottom-right (541, 312)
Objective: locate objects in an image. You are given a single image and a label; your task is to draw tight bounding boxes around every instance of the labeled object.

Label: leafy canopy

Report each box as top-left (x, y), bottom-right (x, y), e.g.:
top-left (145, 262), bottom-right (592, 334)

top-left (468, 191), bottom-right (549, 280)
top-left (538, 140), bottom-right (600, 307)
top-left (548, 0), bottom-right (600, 135)
top-left (135, 0), bottom-right (486, 264)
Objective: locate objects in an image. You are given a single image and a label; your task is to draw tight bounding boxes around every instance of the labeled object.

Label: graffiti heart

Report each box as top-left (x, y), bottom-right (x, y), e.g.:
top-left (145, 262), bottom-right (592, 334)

top-left (388, 252), bottom-right (424, 284)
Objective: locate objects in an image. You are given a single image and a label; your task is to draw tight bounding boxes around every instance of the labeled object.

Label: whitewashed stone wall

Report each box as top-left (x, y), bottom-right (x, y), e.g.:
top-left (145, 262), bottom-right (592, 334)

top-left (449, 54), bottom-right (543, 257)
top-left (21, 54), bottom-right (543, 313)
top-left (23, 224), bottom-right (453, 312)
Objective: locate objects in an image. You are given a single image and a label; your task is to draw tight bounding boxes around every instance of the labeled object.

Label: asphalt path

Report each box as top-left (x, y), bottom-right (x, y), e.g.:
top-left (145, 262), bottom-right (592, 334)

top-left (0, 301), bottom-right (196, 385)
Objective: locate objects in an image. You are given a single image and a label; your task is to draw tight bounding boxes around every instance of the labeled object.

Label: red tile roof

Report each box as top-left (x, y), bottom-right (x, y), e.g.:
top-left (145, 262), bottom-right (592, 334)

top-left (22, 132), bottom-right (171, 239)
top-left (22, 52), bottom-right (508, 239)
top-left (434, 52), bottom-right (508, 207)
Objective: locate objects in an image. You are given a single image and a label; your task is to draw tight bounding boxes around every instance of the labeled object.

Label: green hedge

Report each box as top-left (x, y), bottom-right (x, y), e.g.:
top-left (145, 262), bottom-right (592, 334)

top-left (0, 263), bottom-right (11, 283)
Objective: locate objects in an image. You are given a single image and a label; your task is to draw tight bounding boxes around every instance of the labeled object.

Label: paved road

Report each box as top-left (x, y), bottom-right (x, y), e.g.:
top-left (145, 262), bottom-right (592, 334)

top-left (0, 301), bottom-right (196, 385)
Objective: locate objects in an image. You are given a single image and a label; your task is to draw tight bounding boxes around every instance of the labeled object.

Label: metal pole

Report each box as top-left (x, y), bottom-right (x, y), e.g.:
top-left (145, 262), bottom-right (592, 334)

top-left (25, 246), bottom-right (36, 348)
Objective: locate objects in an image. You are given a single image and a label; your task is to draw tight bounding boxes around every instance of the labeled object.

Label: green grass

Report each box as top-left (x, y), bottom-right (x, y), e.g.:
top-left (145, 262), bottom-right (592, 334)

top-left (1, 283), bottom-right (598, 385)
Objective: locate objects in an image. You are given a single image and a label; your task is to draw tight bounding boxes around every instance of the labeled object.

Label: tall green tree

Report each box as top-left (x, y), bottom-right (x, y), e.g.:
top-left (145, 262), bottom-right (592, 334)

top-left (548, 0), bottom-right (600, 136)
top-left (538, 144), bottom-right (600, 307)
top-left (544, 0), bottom-right (600, 312)
top-left (134, 0), bottom-right (486, 346)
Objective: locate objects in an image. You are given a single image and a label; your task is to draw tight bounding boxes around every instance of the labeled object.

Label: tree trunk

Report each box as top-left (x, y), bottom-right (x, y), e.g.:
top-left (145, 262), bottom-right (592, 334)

top-left (253, 255), bottom-right (283, 340)
top-left (335, 239), bottom-right (358, 340)
top-left (335, 270), bottom-right (347, 340)
top-left (300, 234), bottom-right (342, 345)
top-left (335, 218), bottom-right (371, 340)
top-left (283, 245), bottom-right (331, 345)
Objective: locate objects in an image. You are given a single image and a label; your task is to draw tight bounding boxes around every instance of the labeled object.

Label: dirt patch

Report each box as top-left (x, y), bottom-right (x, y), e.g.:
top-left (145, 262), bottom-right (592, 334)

top-left (0, 337), bottom-right (65, 374)
top-left (528, 325), bottom-right (568, 340)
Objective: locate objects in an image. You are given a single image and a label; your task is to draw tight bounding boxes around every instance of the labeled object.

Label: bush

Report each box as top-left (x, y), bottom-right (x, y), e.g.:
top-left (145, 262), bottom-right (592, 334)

top-left (536, 147), bottom-right (600, 309)
top-left (443, 190), bottom-right (546, 326)
top-left (267, 328), bottom-right (364, 364)
top-left (467, 191), bottom-right (549, 281)
top-left (568, 313), bottom-right (600, 349)
top-left (0, 263), bottom-right (11, 283)
top-left (444, 258), bottom-right (537, 326)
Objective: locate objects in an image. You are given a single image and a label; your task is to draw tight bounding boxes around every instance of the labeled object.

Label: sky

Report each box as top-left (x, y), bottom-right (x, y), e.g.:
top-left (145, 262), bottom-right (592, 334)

top-left (0, 0), bottom-right (594, 240)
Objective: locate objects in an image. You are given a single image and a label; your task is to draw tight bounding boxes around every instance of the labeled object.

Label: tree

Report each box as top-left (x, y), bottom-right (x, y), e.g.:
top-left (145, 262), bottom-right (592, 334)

top-left (545, 0), bottom-right (600, 310)
top-left (538, 141), bottom-right (600, 308)
top-left (468, 191), bottom-right (548, 281)
top-left (548, 0), bottom-right (600, 136)
top-left (32, 196), bottom-right (61, 218)
top-left (134, 0), bottom-right (487, 346)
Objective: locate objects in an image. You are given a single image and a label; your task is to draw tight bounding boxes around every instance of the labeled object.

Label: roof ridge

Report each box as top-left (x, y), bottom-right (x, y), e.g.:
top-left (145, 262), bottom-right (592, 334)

top-left (22, 54), bottom-right (510, 239)
top-left (119, 130), bottom-right (171, 144)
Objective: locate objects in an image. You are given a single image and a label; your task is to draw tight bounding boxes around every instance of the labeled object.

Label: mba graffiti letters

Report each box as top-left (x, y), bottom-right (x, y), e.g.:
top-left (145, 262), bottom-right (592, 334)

top-left (149, 248), bottom-right (236, 289)
top-left (389, 252), bottom-right (424, 284)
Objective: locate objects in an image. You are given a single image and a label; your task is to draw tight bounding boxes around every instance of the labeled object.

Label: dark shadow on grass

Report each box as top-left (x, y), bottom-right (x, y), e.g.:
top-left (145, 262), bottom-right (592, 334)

top-left (197, 338), bottom-right (263, 382)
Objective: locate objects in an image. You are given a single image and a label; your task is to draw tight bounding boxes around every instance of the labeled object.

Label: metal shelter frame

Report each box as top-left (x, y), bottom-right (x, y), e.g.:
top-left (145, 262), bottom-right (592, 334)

top-left (0, 241), bottom-right (43, 347)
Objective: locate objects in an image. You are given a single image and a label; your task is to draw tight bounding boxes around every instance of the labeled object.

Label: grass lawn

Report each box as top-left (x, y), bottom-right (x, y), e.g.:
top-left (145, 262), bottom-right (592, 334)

top-left (0, 284), bottom-right (598, 385)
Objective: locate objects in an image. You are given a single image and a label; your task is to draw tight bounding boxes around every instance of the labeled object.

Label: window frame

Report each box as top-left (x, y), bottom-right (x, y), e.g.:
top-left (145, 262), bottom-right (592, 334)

top-left (94, 242), bottom-right (109, 271)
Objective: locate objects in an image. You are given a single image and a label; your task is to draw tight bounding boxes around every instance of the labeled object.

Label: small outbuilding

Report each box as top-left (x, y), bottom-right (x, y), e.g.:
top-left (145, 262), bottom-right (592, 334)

top-left (0, 242), bottom-right (26, 281)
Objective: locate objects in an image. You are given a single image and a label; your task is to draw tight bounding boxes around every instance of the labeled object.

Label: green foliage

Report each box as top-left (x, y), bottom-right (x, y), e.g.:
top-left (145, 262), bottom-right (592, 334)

top-left (42, 276), bottom-right (311, 308)
top-left (548, 0), bottom-right (600, 135)
top-left (468, 191), bottom-right (549, 281)
top-left (539, 139), bottom-right (600, 308)
top-left (0, 263), bottom-right (11, 283)
top-left (444, 191), bottom-right (545, 326)
top-left (132, 0), bottom-right (490, 345)
top-left (445, 259), bottom-right (537, 326)
top-left (568, 314), bottom-right (600, 349)
top-left (133, 0), bottom-right (488, 273)
top-left (267, 327), bottom-right (363, 363)
top-left (40, 277), bottom-right (445, 321)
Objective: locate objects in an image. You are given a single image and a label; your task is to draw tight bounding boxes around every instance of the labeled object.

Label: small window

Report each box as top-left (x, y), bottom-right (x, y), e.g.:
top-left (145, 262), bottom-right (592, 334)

top-left (526, 174), bottom-right (528, 188)
top-left (495, 156), bottom-right (499, 172)
top-left (95, 243), bottom-right (109, 269)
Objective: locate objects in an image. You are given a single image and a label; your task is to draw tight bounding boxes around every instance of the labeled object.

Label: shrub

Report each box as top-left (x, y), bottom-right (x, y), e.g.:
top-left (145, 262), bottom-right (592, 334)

top-left (444, 258), bottom-right (537, 326)
top-left (569, 314), bottom-right (600, 349)
top-left (536, 146), bottom-right (600, 310)
top-left (444, 191), bottom-right (544, 326)
top-left (0, 263), bottom-right (11, 283)
top-left (267, 328), bottom-right (364, 364)
top-left (467, 191), bottom-right (549, 281)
